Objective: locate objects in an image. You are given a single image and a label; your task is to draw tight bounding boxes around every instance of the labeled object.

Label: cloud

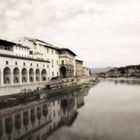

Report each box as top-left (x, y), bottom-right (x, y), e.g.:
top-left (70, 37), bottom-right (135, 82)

top-left (0, 0), bottom-right (140, 67)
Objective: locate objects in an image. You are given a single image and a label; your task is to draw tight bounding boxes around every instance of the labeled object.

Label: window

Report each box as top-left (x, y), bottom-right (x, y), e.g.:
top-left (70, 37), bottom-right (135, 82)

top-left (52, 60), bottom-right (54, 67)
top-left (58, 110), bottom-right (60, 116)
top-left (53, 110), bottom-right (55, 117)
top-left (61, 60), bottom-right (64, 65)
top-left (52, 71), bottom-right (54, 76)
top-left (15, 62), bottom-right (17, 65)
top-left (6, 61), bottom-right (8, 65)
top-left (47, 48), bottom-right (49, 53)
top-left (30, 63), bottom-right (32, 66)
top-left (23, 63), bottom-right (25, 66)
top-left (56, 60), bottom-right (58, 65)
top-left (37, 64), bottom-right (38, 67)
top-left (52, 49), bottom-right (53, 54)
top-left (4, 46), bottom-right (9, 50)
top-left (29, 51), bottom-right (33, 55)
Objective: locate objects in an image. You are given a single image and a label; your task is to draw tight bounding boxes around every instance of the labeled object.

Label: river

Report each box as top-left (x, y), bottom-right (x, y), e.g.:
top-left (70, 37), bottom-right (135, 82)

top-left (0, 78), bottom-right (140, 140)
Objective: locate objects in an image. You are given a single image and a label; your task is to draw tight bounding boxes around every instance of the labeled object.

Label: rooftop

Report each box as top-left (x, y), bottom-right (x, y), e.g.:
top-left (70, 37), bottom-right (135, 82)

top-left (76, 59), bottom-right (83, 63)
top-left (59, 48), bottom-right (77, 56)
top-left (0, 39), bottom-right (16, 45)
top-left (23, 37), bottom-right (59, 50)
top-left (0, 39), bottom-right (30, 49)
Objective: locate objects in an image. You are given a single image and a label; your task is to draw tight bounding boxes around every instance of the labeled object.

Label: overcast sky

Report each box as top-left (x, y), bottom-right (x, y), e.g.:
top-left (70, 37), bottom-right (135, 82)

top-left (0, 0), bottom-right (140, 68)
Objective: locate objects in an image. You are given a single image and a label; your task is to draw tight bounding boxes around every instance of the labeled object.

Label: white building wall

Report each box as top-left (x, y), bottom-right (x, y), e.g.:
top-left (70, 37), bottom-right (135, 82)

top-left (59, 51), bottom-right (76, 76)
top-left (0, 55), bottom-right (50, 87)
top-left (83, 67), bottom-right (90, 77)
top-left (15, 38), bottom-right (60, 79)
top-left (13, 45), bottom-right (30, 58)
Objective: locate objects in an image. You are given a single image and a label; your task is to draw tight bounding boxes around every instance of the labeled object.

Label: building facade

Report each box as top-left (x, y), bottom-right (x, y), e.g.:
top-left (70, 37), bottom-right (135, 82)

top-left (83, 67), bottom-right (90, 77)
top-left (75, 59), bottom-right (83, 77)
top-left (0, 37), bottom-right (90, 90)
top-left (59, 48), bottom-right (76, 78)
top-left (16, 37), bottom-right (60, 79)
top-left (0, 39), bottom-right (51, 88)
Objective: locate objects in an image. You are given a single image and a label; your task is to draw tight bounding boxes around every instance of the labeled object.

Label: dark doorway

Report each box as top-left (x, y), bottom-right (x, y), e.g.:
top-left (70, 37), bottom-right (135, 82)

top-left (60, 66), bottom-right (66, 78)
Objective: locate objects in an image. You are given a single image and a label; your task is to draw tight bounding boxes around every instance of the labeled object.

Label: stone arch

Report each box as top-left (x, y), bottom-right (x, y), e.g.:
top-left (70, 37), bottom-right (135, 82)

top-left (3, 67), bottom-right (11, 84)
top-left (37, 106), bottom-right (41, 120)
top-left (13, 67), bottom-right (20, 83)
top-left (29, 68), bottom-right (34, 82)
top-left (15, 114), bottom-right (21, 130)
top-left (60, 66), bottom-right (67, 78)
top-left (41, 69), bottom-right (47, 81)
top-left (23, 111), bottom-right (29, 126)
top-left (42, 104), bottom-right (48, 117)
top-left (30, 109), bottom-right (35, 123)
top-left (36, 69), bottom-right (40, 82)
top-left (0, 120), bottom-right (3, 138)
top-left (5, 117), bottom-right (13, 134)
top-left (0, 69), bottom-right (2, 85)
top-left (22, 68), bottom-right (27, 83)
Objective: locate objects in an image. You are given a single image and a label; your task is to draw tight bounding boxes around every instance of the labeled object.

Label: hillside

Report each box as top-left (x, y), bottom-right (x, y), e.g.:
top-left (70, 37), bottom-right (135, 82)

top-left (90, 67), bottom-right (114, 74)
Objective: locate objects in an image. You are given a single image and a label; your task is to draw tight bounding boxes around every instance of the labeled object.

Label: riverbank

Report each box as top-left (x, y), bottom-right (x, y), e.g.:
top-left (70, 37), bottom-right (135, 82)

top-left (0, 77), bottom-right (96, 96)
top-left (0, 77), bottom-right (98, 109)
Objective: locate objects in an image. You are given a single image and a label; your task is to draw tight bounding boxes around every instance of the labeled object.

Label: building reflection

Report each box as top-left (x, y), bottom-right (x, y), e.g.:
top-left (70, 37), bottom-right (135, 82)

top-left (0, 88), bottom-right (89, 140)
top-left (114, 79), bottom-right (140, 85)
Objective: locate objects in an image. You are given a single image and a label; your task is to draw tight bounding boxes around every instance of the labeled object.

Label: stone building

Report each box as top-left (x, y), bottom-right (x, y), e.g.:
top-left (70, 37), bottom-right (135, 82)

top-left (0, 37), bottom-right (90, 92)
top-left (83, 67), bottom-right (90, 77)
top-left (59, 48), bottom-right (76, 78)
top-left (15, 37), bottom-right (60, 79)
top-left (0, 39), bottom-right (51, 88)
top-left (75, 59), bottom-right (83, 77)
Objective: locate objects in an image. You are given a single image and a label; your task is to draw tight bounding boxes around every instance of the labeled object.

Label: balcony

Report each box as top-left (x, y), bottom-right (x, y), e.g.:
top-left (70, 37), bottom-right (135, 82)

top-left (0, 49), bottom-right (14, 55)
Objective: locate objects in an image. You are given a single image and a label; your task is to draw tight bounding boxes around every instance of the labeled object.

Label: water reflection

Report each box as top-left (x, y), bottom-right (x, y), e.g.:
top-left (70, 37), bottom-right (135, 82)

top-left (104, 78), bottom-right (140, 85)
top-left (0, 88), bottom-right (90, 140)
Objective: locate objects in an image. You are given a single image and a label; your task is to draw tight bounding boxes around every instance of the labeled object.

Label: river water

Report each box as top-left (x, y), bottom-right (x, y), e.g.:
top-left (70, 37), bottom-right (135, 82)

top-left (0, 78), bottom-right (140, 140)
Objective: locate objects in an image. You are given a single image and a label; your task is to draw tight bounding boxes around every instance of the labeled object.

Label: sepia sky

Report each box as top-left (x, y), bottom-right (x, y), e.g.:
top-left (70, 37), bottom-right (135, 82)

top-left (0, 0), bottom-right (140, 68)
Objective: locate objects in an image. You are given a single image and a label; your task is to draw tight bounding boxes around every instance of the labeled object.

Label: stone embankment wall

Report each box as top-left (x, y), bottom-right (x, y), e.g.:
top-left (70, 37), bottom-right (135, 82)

top-left (0, 83), bottom-right (46, 96)
top-left (0, 77), bottom-right (95, 97)
top-left (77, 76), bottom-right (95, 84)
